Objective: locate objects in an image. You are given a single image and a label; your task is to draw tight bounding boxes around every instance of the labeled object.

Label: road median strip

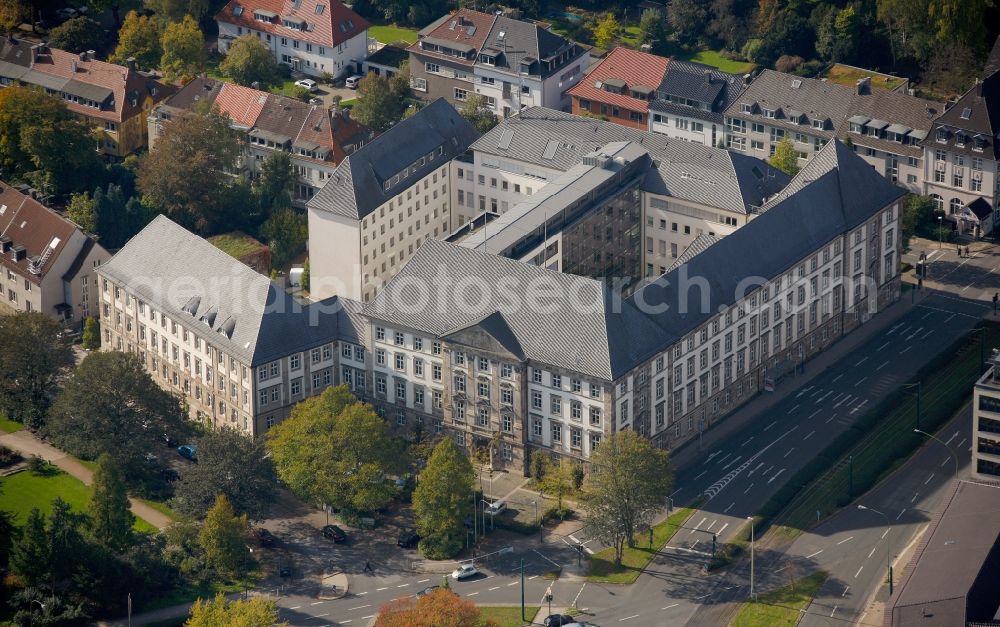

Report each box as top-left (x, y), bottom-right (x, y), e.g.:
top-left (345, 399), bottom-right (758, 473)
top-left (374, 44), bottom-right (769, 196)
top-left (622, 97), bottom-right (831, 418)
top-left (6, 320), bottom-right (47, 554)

top-left (586, 506), bottom-right (697, 584)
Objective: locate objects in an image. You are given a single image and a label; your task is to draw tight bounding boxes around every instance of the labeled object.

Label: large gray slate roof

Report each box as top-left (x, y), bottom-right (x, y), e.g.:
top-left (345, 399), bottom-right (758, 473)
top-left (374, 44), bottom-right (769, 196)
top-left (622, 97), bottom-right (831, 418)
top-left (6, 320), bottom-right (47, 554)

top-left (650, 59), bottom-right (747, 123)
top-left (925, 70), bottom-right (1000, 160)
top-left (473, 107), bottom-right (789, 214)
top-left (479, 15), bottom-right (579, 77)
top-left (307, 98), bottom-right (480, 220)
top-left (100, 215), bottom-right (351, 366)
top-left (363, 238), bottom-right (669, 380)
top-left (631, 140), bottom-right (906, 344)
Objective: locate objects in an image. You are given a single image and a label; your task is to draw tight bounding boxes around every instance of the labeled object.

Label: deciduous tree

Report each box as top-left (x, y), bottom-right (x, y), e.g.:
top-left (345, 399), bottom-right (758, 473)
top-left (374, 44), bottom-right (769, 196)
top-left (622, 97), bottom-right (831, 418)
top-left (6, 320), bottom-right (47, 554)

top-left (45, 352), bottom-right (189, 482)
top-left (148, 0), bottom-right (210, 25)
top-left (0, 312), bottom-right (73, 429)
top-left (412, 439), bottom-right (473, 559)
top-left (9, 508), bottom-right (48, 587)
top-left (375, 588), bottom-right (486, 627)
top-left (902, 194), bottom-right (938, 249)
top-left (352, 73), bottom-right (403, 133)
top-left (219, 34), bottom-right (280, 87)
top-left (89, 453), bottom-right (135, 553)
top-left (66, 191), bottom-right (96, 234)
top-left (111, 11), bottom-right (162, 71)
top-left (259, 207), bottom-right (307, 270)
top-left (198, 495), bottom-right (250, 579)
top-left (539, 458), bottom-right (575, 513)
top-left (582, 431), bottom-right (672, 566)
top-left (172, 428), bottom-right (275, 521)
top-left (769, 137), bottom-right (800, 176)
top-left (48, 16), bottom-right (111, 53)
top-left (160, 15), bottom-right (205, 82)
top-left (187, 594), bottom-right (285, 627)
top-left (81, 316), bottom-right (101, 350)
top-left (86, 0), bottom-right (140, 28)
top-left (669, 0), bottom-right (707, 46)
top-left (253, 149), bottom-right (294, 214)
top-left (459, 93), bottom-right (497, 134)
top-left (591, 12), bottom-right (621, 49)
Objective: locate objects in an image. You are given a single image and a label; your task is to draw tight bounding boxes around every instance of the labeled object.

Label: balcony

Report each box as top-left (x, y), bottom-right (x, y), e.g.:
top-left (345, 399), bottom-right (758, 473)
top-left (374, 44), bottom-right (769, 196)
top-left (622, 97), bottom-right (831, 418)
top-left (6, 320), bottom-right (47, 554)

top-left (978, 416), bottom-right (1000, 435)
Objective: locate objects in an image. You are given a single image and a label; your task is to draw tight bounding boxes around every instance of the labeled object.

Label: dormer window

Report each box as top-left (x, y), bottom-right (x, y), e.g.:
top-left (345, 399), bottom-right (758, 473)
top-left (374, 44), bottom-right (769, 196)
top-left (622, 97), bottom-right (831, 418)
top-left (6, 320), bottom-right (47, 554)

top-left (478, 53), bottom-right (495, 65)
top-left (973, 136), bottom-right (986, 152)
top-left (740, 103), bottom-right (752, 113)
top-left (763, 108), bottom-right (775, 119)
top-left (253, 10), bottom-right (276, 22)
top-left (812, 119), bottom-right (824, 130)
top-left (936, 127), bottom-right (949, 143)
top-left (955, 133), bottom-right (966, 148)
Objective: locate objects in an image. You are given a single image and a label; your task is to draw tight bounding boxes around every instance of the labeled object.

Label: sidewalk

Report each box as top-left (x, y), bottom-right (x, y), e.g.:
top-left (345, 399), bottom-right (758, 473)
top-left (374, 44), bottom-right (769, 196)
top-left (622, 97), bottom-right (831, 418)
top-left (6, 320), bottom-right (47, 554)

top-left (671, 290), bottom-right (936, 474)
top-left (0, 429), bottom-right (173, 529)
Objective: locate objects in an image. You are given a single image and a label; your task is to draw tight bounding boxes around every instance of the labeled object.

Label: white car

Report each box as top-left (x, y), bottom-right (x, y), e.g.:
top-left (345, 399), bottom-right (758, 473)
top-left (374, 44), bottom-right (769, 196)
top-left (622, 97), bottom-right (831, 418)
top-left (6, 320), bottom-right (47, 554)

top-left (450, 564), bottom-right (478, 580)
top-left (345, 75), bottom-right (364, 89)
top-left (294, 79), bottom-right (319, 92)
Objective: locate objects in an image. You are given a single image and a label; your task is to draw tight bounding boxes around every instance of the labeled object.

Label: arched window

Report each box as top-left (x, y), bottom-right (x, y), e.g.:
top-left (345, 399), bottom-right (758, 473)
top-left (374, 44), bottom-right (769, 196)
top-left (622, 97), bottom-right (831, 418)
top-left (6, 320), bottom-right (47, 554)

top-left (950, 198), bottom-right (963, 214)
top-left (930, 194), bottom-right (944, 212)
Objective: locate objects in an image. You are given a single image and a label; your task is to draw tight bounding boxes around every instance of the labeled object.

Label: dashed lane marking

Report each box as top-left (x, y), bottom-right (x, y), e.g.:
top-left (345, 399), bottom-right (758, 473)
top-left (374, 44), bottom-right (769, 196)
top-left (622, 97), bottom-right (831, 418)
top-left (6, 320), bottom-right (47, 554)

top-left (787, 404), bottom-right (800, 415)
top-left (807, 410), bottom-right (821, 421)
top-left (814, 391), bottom-right (832, 404)
top-left (763, 420), bottom-right (777, 431)
top-left (784, 447), bottom-right (795, 459)
top-left (850, 400), bottom-right (870, 415)
top-left (896, 508), bottom-right (906, 520)
top-left (837, 536), bottom-right (854, 545)
top-left (842, 586), bottom-right (850, 597)
top-left (855, 566), bottom-right (864, 578)
top-left (924, 472), bottom-right (935, 485)
top-left (855, 376), bottom-right (868, 387)
top-left (619, 615), bottom-right (641, 622)
top-left (877, 360), bottom-right (890, 371)
top-left (877, 341), bottom-right (891, 351)
top-left (467, 592), bottom-right (479, 596)
top-left (806, 549), bottom-right (823, 559)
top-left (662, 604), bottom-right (679, 610)
top-left (743, 482), bottom-right (754, 494)
top-left (767, 468), bottom-right (786, 484)
top-left (803, 430), bottom-right (815, 441)
top-left (832, 373), bottom-right (844, 383)
top-left (900, 346), bottom-right (912, 355)
top-left (348, 605), bottom-right (371, 611)
top-left (724, 502), bottom-right (735, 513)
top-left (854, 357), bottom-right (868, 367)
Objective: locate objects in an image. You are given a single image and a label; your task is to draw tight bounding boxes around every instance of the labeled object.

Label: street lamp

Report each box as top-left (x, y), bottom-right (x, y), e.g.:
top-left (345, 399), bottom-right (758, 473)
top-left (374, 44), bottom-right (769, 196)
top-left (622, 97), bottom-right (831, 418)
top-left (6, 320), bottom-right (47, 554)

top-left (857, 505), bottom-right (893, 595)
top-left (938, 215), bottom-right (943, 250)
top-left (748, 516), bottom-right (755, 601)
top-left (914, 428), bottom-right (959, 476)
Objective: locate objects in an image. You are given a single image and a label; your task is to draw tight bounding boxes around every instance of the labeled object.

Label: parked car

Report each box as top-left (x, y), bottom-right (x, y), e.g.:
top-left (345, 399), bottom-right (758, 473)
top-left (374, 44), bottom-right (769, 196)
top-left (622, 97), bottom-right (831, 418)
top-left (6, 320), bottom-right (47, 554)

top-left (278, 561), bottom-right (291, 577)
top-left (543, 615), bottom-right (576, 627)
top-left (321, 524), bottom-right (347, 543)
top-left (485, 500), bottom-right (507, 516)
top-left (253, 527), bottom-right (276, 547)
top-left (162, 433), bottom-right (176, 447)
top-left (294, 79), bottom-right (319, 92)
top-left (345, 75), bottom-right (363, 89)
top-left (414, 585), bottom-right (439, 598)
top-left (176, 444), bottom-right (197, 461)
top-left (451, 564), bottom-right (478, 580)
top-left (397, 529), bottom-right (420, 549)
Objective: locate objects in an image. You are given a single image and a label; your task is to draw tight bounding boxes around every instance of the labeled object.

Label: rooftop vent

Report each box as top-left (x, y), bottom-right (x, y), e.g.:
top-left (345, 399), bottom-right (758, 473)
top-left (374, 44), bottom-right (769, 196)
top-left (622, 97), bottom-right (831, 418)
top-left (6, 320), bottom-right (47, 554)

top-left (791, 79), bottom-right (801, 89)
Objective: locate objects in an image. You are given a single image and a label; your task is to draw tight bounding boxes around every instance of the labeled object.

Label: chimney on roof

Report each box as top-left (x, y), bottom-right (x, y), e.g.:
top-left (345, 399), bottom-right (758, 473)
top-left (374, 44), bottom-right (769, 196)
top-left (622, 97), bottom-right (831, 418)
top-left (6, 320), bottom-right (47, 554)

top-left (125, 56), bottom-right (136, 71)
top-left (743, 72), bottom-right (752, 86)
top-left (79, 51), bottom-right (86, 61)
top-left (70, 60), bottom-right (77, 73)
top-left (977, 77), bottom-right (983, 97)
top-left (856, 76), bottom-right (871, 95)
top-left (704, 69), bottom-right (713, 84)
top-left (86, 49), bottom-right (95, 61)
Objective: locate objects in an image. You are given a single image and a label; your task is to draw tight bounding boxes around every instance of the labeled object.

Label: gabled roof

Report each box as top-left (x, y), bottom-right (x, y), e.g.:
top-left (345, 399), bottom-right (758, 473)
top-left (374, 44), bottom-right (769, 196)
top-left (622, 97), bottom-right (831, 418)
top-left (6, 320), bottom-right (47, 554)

top-left (925, 70), bottom-right (1000, 159)
top-left (408, 9), bottom-right (496, 67)
top-left (666, 233), bottom-right (722, 272)
top-left (214, 81), bottom-right (268, 127)
top-left (478, 14), bottom-right (580, 77)
top-left (567, 47), bottom-right (669, 114)
top-left (0, 182), bottom-right (89, 285)
top-left (0, 39), bottom-right (170, 123)
top-left (216, 0), bottom-right (368, 49)
top-left (99, 215), bottom-right (348, 366)
top-left (967, 197), bottom-right (992, 220)
top-left (472, 107), bottom-right (789, 215)
top-left (442, 310), bottom-right (525, 360)
top-left (649, 59), bottom-right (747, 123)
top-left (365, 238), bottom-right (668, 380)
top-left (307, 98), bottom-right (479, 220)
top-left (631, 140), bottom-right (906, 344)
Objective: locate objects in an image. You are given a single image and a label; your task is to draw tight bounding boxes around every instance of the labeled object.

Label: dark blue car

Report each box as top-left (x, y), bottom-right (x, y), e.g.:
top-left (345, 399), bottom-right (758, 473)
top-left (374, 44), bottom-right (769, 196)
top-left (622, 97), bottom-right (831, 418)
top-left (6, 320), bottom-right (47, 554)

top-left (177, 444), bottom-right (197, 461)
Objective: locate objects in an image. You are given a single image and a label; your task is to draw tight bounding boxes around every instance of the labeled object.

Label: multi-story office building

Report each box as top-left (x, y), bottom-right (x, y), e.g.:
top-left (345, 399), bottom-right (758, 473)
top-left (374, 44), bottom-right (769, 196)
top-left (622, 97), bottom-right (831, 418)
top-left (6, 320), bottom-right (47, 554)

top-left (216, 0), bottom-right (369, 79)
top-left (648, 59), bottom-right (747, 147)
top-left (723, 69), bottom-right (943, 194)
top-left (97, 215), bottom-right (367, 436)
top-left (568, 47), bottom-right (669, 130)
top-left (461, 108), bottom-right (789, 278)
top-left (973, 353), bottom-right (1000, 481)
top-left (922, 67), bottom-right (1000, 235)
top-left (0, 40), bottom-right (171, 158)
top-left (148, 76), bottom-right (374, 203)
top-left (306, 98), bottom-right (480, 302)
top-left (408, 9), bottom-right (588, 117)
top-left (0, 182), bottom-right (110, 324)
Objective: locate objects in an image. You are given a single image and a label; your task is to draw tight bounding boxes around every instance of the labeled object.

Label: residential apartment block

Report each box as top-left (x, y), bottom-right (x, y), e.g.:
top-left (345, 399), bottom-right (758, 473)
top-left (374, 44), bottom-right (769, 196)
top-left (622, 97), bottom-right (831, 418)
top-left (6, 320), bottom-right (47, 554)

top-left (648, 59), bottom-right (747, 147)
top-left (973, 352), bottom-right (1000, 481)
top-left (408, 9), bottom-right (588, 117)
top-left (148, 76), bottom-right (374, 203)
top-left (306, 98), bottom-right (480, 302)
top-left (97, 215), bottom-right (368, 436)
top-left (0, 183), bottom-right (110, 324)
top-left (723, 69), bottom-right (943, 194)
top-left (922, 67), bottom-right (1000, 235)
top-left (459, 108), bottom-right (789, 279)
top-left (216, 0), bottom-right (369, 79)
top-left (568, 47), bottom-right (669, 130)
top-left (0, 40), bottom-right (171, 157)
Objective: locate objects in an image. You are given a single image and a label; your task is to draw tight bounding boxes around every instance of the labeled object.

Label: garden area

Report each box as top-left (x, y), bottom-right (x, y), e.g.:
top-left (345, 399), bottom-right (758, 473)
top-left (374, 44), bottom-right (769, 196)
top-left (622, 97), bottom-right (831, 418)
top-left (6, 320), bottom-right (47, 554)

top-left (478, 605), bottom-right (540, 627)
top-left (587, 507), bottom-right (696, 584)
top-left (368, 23), bottom-right (419, 45)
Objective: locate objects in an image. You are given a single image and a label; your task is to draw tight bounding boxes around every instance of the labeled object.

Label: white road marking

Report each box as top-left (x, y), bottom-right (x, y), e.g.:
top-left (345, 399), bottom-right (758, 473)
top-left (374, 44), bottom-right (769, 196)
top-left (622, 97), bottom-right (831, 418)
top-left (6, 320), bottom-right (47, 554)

top-left (741, 436), bottom-right (754, 447)
top-left (417, 579), bottom-right (429, 583)
top-left (341, 621), bottom-right (352, 625)
top-left (807, 409), bottom-right (822, 421)
top-left (868, 546), bottom-right (878, 559)
top-left (877, 341), bottom-right (891, 351)
top-left (662, 604), bottom-right (679, 610)
top-left (717, 522), bottom-right (729, 536)
top-left (348, 605), bottom-right (371, 611)
top-left (906, 327), bottom-right (924, 341)
top-left (467, 592), bottom-right (479, 596)
top-left (843, 586), bottom-right (850, 597)
top-left (764, 420), bottom-right (777, 432)
top-left (533, 549), bottom-right (564, 568)
top-left (528, 575), bottom-right (538, 580)
top-left (806, 549), bottom-right (823, 559)
top-left (921, 329), bottom-right (934, 340)
top-left (310, 601), bottom-right (325, 606)
top-left (787, 404), bottom-right (800, 414)
top-left (721, 455), bottom-right (744, 471)
top-left (814, 391), bottom-right (832, 404)
top-left (896, 508), bottom-right (906, 520)
top-left (689, 516), bottom-right (707, 535)
top-left (748, 462), bottom-right (764, 477)
top-left (911, 493), bottom-right (918, 503)
top-left (489, 586), bottom-right (500, 591)
top-left (784, 447), bottom-right (795, 458)
top-left (716, 453), bottom-right (732, 465)
top-left (944, 430), bottom-right (959, 446)
top-left (507, 582), bottom-right (518, 587)
top-left (855, 566), bottom-right (864, 578)
top-left (877, 360), bottom-right (890, 371)
top-left (619, 615), bottom-right (641, 622)
top-left (289, 606), bottom-right (301, 610)
top-left (837, 536), bottom-right (855, 545)
top-left (767, 468), bottom-right (786, 484)
top-left (831, 606), bottom-right (838, 618)
top-left (803, 430), bottom-right (815, 441)
top-left (694, 470), bottom-right (707, 480)
top-left (854, 357), bottom-right (868, 367)
top-left (724, 502), bottom-right (735, 513)
top-left (900, 346), bottom-right (912, 355)
top-left (376, 587), bottom-right (388, 591)
top-left (826, 414), bottom-right (836, 423)
top-left (882, 528), bottom-right (890, 540)
top-left (941, 457), bottom-right (950, 467)
top-left (924, 472), bottom-right (935, 485)
top-left (832, 373), bottom-right (844, 383)
top-left (362, 615), bottom-right (376, 620)
top-left (834, 395), bottom-right (852, 409)
top-left (855, 376), bottom-right (868, 387)
top-left (744, 482), bottom-right (755, 494)
top-left (356, 591), bottom-right (368, 596)
top-left (313, 613), bottom-right (328, 618)
top-left (850, 399), bottom-right (870, 415)
top-left (796, 385), bottom-right (815, 398)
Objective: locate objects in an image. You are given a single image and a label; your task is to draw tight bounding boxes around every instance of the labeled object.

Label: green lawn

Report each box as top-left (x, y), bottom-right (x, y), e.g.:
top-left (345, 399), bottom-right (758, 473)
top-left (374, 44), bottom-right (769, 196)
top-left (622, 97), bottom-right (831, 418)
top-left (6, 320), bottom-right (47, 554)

top-left (822, 64), bottom-right (906, 92)
top-left (0, 414), bottom-right (24, 433)
top-left (139, 497), bottom-right (180, 522)
top-left (368, 24), bottom-right (418, 45)
top-left (478, 606), bottom-right (539, 627)
top-left (677, 49), bottom-right (755, 74)
top-left (587, 507), bottom-right (696, 584)
top-left (209, 233), bottom-right (266, 260)
top-left (0, 467), bottom-right (156, 532)
top-left (620, 25), bottom-right (641, 48)
top-left (731, 571), bottom-right (827, 627)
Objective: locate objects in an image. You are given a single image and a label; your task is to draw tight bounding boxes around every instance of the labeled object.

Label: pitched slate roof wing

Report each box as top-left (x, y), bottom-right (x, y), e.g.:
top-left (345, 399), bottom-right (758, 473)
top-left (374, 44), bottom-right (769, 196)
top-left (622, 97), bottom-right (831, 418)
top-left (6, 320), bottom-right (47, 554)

top-left (567, 47), bottom-right (669, 114)
top-left (217, 0), bottom-right (369, 49)
top-left (0, 183), bottom-right (82, 284)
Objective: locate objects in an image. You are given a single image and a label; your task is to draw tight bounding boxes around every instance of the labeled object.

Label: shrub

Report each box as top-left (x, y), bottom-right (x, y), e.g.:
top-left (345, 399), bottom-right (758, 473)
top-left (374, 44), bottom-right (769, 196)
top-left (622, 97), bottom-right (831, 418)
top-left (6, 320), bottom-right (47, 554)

top-left (0, 444), bottom-right (22, 467)
top-left (774, 55), bottom-right (804, 73)
top-left (26, 455), bottom-right (47, 474)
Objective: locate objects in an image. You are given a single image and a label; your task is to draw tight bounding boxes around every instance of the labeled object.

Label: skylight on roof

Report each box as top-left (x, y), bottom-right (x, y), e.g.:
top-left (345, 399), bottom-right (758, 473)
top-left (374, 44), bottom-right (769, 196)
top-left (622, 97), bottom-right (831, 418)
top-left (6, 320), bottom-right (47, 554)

top-left (960, 107), bottom-right (972, 120)
top-left (314, 3), bottom-right (324, 14)
top-left (48, 237), bottom-right (60, 249)
top-left (233, 5), bottom-right (243, 15)
top-left (791, 79), bottom-right (801, 89)
top-left (0, 204), bottom-right (6, 215)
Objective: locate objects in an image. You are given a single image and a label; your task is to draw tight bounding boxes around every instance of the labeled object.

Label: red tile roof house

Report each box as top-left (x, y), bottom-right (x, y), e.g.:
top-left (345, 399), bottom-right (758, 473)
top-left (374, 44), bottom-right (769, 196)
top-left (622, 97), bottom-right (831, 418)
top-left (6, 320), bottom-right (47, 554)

top-left (568, 47), bottom-right (670, 130)
top-left (216, 0), bottom-right (370, 79)
top-left (0, 182), bottom-right (111, 326)
top-left (149, 76), bottom-right (375, 203)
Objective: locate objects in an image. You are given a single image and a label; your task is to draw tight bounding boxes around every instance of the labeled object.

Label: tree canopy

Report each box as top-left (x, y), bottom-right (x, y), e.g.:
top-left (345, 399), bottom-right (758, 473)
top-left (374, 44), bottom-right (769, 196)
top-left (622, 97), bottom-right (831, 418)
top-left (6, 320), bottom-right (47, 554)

top-left (89, 453), bottom-right (136, 553)
top-left (219, 34), bottom-right (281, 88)
top-left (111, 11), bottom-right (162, 71)
top-left (260, 207), bottom-right (308, 270)
top-left (187, 594), bottom-right (285, 627)
top-left (0, 312), bottom-right (74, 429)
top-left (160, 15), bottom-right (205, 82)
top-left (375, 588), bottom-right (487, 627)
top-left (352, 73), bottom-right (404, 133)
top-left (48, 16), bottom-right (112, 54)
top-left (582, 431), bottom-right (673, 566)
top-left (412, 438), bottom-right (473, 560)
top-left (459, 93), bottom-right (498, 135)
top-left (198, 495), bottom-right (250, 579)
top-left (769, 137), bottom-right (801, 177)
